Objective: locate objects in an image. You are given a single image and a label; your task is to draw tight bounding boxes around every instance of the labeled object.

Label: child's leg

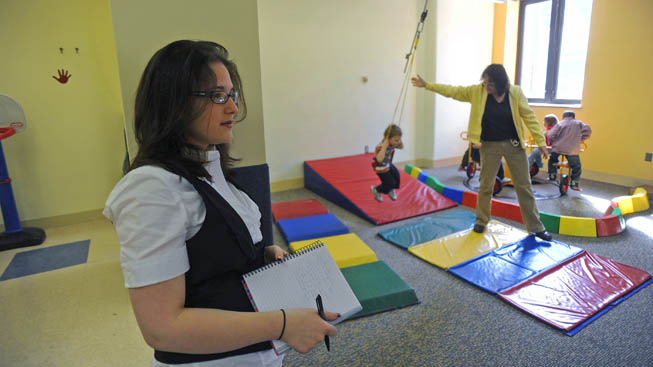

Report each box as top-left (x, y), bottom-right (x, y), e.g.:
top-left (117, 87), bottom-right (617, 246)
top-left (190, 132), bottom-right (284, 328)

top-left (389, 165), bottom-right (400, 189)
top-left (567, 155), bottom-right (582, 182)
top-left (375, 171), bottom-right (393, 194)
top-left (548, 152), bottom-right (560, 179)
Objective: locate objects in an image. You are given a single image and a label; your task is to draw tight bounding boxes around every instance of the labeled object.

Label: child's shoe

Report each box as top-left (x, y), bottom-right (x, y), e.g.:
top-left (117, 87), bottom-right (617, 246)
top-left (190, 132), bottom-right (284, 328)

top-left (548, 173), bottom-right (557, 181)
top-left (570, 181), bottom-right (581, 191)
top-left (370, 186), bottom-right (383, 202)
top-left (389, 189), bottom-right (398, 201)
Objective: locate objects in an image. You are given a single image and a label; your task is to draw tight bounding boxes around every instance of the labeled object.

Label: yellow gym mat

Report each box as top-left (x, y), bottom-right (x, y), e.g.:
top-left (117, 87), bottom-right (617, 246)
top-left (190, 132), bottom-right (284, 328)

top-left (407, 220), bottom-right (528, 269)
top-left (289, 233), bottom-right (378, 268)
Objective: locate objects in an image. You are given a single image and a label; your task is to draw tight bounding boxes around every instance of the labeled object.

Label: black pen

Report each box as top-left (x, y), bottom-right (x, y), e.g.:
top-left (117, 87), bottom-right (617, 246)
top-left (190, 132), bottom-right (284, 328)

top-left (315, 294), bottom-right (330, 352)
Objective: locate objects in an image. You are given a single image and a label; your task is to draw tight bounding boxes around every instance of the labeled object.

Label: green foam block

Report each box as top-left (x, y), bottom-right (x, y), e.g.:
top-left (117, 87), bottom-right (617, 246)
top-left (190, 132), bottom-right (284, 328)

top-left (341, 261), bottom-right (419, 319)
top-left (539, 211), bottom-right (560, 234)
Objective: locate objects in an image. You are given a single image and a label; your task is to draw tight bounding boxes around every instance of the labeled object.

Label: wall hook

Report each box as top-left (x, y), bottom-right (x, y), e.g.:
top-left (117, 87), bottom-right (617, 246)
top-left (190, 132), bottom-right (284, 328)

top-left (75, 47), bottom-right (79, 54)
top-left (59, 47), bottom-right (64, 54)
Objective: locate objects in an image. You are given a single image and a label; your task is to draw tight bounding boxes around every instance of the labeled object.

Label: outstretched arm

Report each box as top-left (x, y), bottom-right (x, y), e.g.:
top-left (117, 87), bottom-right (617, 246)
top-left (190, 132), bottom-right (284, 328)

top-left (412, 74), bottom-right (475, 102)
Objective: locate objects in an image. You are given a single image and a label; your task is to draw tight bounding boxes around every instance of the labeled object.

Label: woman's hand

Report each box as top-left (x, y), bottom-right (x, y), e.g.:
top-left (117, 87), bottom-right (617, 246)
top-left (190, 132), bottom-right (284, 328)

top-left (281, 308), bottom-right (338, 354)
top-left (411, 74), bottom-right (426, 88)
top-left (264, 245), bottom-right (289, 263)
top-left (538, 146), bottom-right (549, 160)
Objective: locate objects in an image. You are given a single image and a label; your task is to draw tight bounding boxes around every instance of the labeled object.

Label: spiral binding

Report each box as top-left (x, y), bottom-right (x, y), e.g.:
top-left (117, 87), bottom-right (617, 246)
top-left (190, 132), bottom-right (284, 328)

top-left (242, 240), bottom-right (325, 278)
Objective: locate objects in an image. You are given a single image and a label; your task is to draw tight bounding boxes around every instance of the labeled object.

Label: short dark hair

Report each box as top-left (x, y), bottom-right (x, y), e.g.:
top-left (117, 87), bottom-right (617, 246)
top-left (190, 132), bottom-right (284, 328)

top-left (130, 40), bottom-right (246, 180)
top-left (384, 124), bottom-right (402, 139)
top-left (562, 110), bottom-right (575, 119)
top-left (543, 114), bottom-right (558, 126)
top-left (481, 64), bottom-right (510, 95)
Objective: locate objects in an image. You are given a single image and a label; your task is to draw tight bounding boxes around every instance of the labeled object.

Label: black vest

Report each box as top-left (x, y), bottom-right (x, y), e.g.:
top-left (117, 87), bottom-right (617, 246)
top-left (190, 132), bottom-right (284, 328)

top-left (154, 176), bottom-right (272, 364)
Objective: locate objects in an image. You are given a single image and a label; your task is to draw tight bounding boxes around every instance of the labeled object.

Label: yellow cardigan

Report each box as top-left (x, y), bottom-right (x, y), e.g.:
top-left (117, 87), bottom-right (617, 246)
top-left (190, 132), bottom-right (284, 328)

top-left (424, 82), bottom-right (546, 148)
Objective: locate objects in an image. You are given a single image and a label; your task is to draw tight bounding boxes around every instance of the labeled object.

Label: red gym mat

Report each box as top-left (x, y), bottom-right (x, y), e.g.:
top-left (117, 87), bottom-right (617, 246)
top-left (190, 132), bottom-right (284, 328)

top-left (498, 251), bottom-right (651, 331)
top-left (304, 153), bottom-right (457, 225)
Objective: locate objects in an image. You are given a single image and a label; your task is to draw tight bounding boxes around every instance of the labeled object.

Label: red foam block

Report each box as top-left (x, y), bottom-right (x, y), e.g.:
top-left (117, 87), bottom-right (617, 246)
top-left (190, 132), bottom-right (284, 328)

top-left (595, 215), bottom-right (625, 237)
top-left (461, 191), bottom-right (477, 208)
top-left (271, 199), bottom-right (329, 222)
top-left (490, 198), bottom-right (524, 223)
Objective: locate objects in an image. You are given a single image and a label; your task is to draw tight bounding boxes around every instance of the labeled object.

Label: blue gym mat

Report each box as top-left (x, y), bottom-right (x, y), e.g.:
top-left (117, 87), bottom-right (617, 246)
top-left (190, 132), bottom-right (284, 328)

top-left (276, 213), bottom-right (349, 243)
top-left (448, 235), bottom-right (584, 293)
top-left (0, 240), bottom-right (90, 281)
top-left (377, 209), bottom-right (475, 249)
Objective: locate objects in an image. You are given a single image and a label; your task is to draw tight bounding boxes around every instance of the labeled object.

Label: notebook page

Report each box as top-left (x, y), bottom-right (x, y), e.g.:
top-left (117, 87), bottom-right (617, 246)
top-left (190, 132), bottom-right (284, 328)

top-left (242, 243), bottom-right (362, 353)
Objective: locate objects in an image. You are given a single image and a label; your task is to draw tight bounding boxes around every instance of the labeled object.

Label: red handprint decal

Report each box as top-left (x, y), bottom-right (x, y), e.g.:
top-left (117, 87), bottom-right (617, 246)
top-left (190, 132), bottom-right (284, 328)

top-left (53, 69), bottom-right (71, 84)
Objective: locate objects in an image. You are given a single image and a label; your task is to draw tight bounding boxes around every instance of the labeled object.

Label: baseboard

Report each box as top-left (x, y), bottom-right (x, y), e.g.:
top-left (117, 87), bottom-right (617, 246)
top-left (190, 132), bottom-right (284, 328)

top-left (270, 177), bottom-right (304, 193)
top-left (582, 170), bottom-right (653, 188)
top-left (1, 209), bottom-right (105, 232)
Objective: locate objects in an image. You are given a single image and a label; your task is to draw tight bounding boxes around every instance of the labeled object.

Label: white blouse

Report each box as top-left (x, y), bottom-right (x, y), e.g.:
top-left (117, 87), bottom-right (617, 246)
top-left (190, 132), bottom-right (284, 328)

top-left (103, 149), bottom-right (263, 288)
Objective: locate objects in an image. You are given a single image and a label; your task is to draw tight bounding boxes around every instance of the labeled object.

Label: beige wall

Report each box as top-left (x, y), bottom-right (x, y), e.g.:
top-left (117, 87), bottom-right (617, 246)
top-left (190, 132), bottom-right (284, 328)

top-left (257, 0), bottom-right (420, 181)
top-left (526, 0), bottom-right (653, 186)
top-left (110, 0), bottom-right (267, 168)
top-left (0, 0), bottom-right (124, 223)
top-left (424, 0), bottom-right (495, 163)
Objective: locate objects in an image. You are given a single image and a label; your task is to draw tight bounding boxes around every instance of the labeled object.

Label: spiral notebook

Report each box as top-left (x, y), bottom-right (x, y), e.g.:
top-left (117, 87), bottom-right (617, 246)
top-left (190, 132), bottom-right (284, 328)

top-left (241, 241), bottom-right (362, 354)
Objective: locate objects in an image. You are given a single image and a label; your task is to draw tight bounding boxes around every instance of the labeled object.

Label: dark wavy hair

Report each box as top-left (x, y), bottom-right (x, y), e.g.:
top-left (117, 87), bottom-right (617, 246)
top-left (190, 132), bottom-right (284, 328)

top-left (129, 40), bottom-right (246, 180)
top-left (481, 64), bottom-right (510, 96)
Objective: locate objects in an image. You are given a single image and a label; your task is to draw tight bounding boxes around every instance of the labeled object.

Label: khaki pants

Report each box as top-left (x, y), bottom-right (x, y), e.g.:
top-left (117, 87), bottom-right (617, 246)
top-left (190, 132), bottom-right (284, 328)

top-left (476, 140), bottom-right (545, 233)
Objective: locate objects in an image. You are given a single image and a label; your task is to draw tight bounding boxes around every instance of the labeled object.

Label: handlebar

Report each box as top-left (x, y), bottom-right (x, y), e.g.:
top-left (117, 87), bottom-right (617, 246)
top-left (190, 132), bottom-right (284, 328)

top-left (0, 127), bottom-right (16, 140)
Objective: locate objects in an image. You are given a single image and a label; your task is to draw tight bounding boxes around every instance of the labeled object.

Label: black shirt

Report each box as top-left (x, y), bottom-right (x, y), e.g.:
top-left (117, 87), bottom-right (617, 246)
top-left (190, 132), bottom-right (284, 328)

top-left (480, 94), bottom-right (519, 142)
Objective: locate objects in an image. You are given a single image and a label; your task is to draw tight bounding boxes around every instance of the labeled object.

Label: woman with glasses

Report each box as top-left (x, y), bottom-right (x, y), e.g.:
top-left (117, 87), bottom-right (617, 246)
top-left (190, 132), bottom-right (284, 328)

top-left (104, 40), bottom-right (337, 366)
top-left (411, 64), bottom-right (553, 242)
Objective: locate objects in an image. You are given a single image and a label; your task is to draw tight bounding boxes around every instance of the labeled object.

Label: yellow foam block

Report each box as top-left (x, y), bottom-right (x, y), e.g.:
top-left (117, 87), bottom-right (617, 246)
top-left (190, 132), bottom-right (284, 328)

top-left (632, 188), bottom-right (650, 212)
top-left (289, 233), bottom-right (378, 268)
top-left (407, 220), bottom-right (527, 269)
top-left (410, 166), bottom-right (422, 179)
top-left (558, 216), bottom-right (597, 237)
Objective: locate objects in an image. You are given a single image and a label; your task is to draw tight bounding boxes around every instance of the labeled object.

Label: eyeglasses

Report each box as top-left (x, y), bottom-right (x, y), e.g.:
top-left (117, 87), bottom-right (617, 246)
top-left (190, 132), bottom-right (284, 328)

top-left (192, 89), bottom-right (239, 106)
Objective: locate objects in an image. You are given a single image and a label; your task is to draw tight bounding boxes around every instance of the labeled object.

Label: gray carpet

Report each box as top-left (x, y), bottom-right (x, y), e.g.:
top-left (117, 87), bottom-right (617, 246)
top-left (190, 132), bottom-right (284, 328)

top-left (274, 166), bottom-right (653, 367)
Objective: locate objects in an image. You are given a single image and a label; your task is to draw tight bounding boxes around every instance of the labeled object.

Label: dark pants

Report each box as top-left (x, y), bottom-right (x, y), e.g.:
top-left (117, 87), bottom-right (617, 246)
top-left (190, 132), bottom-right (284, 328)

top-left (460, 147), bottom-right (505, 180)
top-left (548, 153), bottom-right (582, 181)
top-left (375, 164), bottom-right (400, 194)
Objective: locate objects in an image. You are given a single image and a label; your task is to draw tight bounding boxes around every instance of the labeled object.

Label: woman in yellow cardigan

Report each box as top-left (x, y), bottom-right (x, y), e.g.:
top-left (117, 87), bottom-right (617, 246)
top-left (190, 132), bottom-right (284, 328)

top-left (411, 64), bottom-right (552, 241)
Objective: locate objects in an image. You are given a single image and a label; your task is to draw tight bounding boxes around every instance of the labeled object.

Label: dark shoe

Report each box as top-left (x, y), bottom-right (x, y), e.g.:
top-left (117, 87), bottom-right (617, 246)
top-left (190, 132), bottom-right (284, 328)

top-left (535, 230), bottom-right (552, 241)
top-left (570, 181), bottom-right (581, 191)
top-left (548, 174), bottom-right (557, 181)
top-left (473, 224), bottom-right (485, 233)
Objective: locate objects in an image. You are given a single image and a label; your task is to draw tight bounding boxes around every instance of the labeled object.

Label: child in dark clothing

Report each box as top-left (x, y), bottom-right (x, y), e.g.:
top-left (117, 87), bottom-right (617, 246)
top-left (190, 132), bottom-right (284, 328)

top-left (459, 143), bottom-right (505, 180)
top-left (371, 124), bottom-right (403, 202)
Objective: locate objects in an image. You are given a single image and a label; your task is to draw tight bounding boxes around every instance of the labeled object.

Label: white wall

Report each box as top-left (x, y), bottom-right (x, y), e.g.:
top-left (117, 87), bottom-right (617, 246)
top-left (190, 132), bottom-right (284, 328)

top-left (419, 0), bottom-right (495, 162)
top-left (257, 0), bottom-right (420, 181)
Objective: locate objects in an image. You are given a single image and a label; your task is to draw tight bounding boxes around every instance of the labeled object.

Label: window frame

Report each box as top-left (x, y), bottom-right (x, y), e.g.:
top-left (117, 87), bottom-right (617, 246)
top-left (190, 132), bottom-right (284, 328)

top-left (516, 0), bottom-right (587, 105)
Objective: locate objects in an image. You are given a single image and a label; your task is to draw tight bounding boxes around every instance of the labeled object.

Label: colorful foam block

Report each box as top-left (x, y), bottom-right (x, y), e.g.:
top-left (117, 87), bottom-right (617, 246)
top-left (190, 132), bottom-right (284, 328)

top-left (498, 251), bottom-right (652, 331)
top-left (410, 166), bottom-right (421, 179)
top-left (271, 199), bottom-right (329, 222)
top-left (539, 211), bottom-right (561, 234)
top-left (425, 176), bottom-right (444, 193)
top-left (442, 187), bottom-right (464, 204)
top-left (595, 215), bottom-right (626, 237)
top-left (461, 191), bottom-right (477, 208)
top-left (289, 233), bottom-right (377, 268)
top-left (407, 220), bottom-right (528, 269)
top-left (276, 213), bottom-right (349, 244)
top-left (490, 199), bottom-right (523, 223)
top-left (558, 216), bottom-right (597, 237)
top-left (341, 261), bottom-right (419, 319)
top-left (417, 171), bottom-right (428, 183)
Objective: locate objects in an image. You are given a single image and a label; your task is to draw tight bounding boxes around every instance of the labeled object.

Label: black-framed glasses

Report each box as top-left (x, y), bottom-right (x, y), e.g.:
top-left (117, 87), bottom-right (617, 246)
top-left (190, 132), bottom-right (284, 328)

top-left (192, 89), bottom-right (239, 106)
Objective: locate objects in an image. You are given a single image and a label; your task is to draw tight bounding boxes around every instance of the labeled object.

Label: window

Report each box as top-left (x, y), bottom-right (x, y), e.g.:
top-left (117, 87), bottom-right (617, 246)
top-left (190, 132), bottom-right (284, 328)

top-left (516, 0), bottom-right (593, 104)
